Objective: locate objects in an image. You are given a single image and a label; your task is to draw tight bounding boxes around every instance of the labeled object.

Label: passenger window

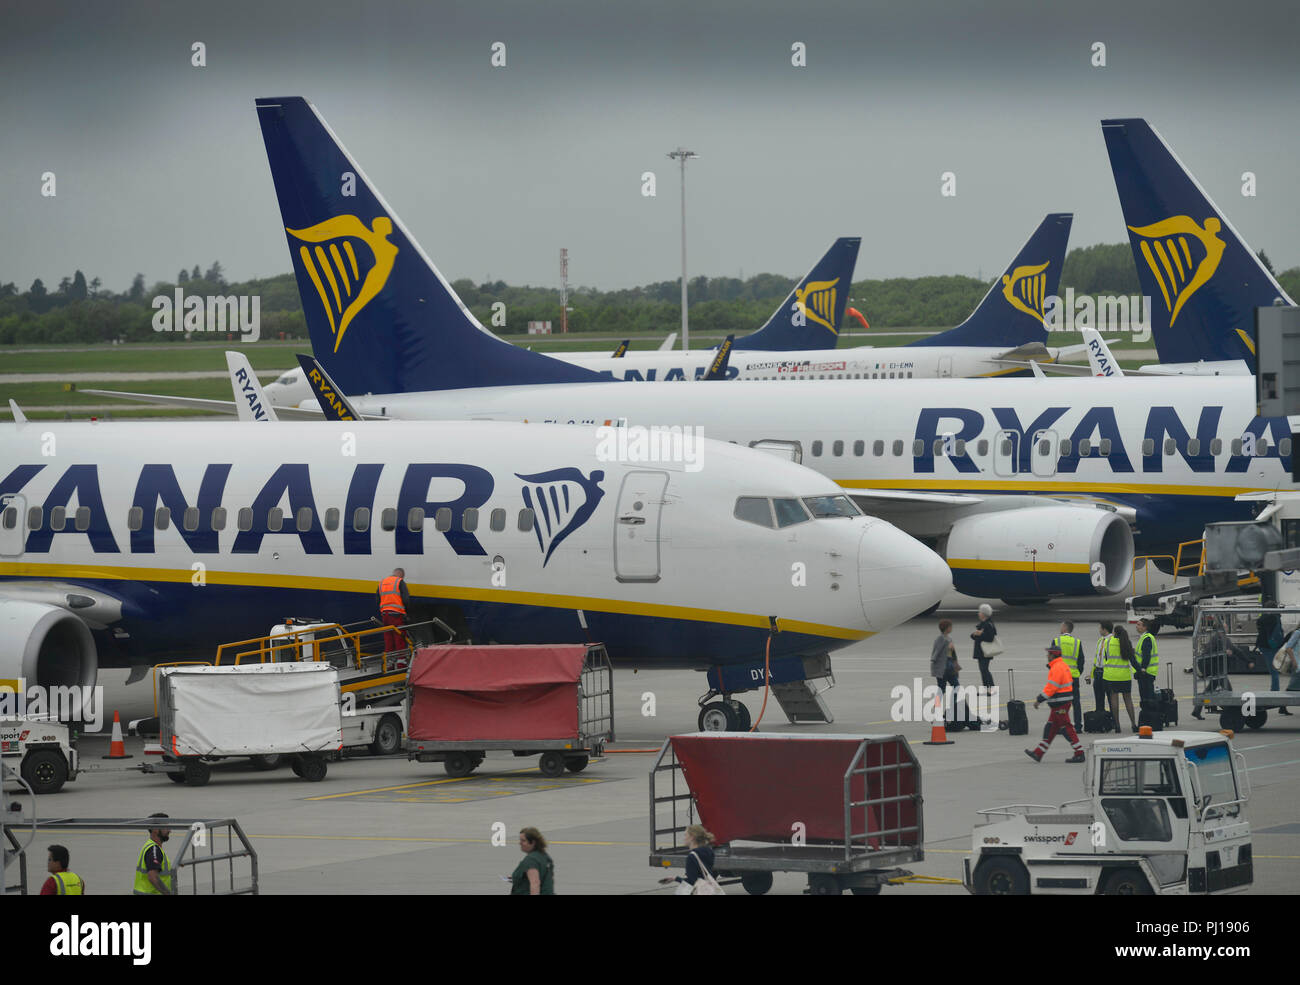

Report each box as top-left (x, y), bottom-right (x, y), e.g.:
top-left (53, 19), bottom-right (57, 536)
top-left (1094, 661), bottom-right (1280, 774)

top-left (1, 507), bottom-right (14, 530)
top-left (380, 508), bottom-right (396, 531)
top-left (183, 507), bottom-right (200, 532)
top-left (1141, 439), bottom-right (1154, 455)
top-left (853, 440), bottom-right (864, 457)
top-left (518, 508), bottom-right (535, 532)
top-left (154, 507), bottom-right (170, 531)
top-left (267, 507), bottom-right (284, 533)
top-left (1282, 438), bottom-right (1293, 457)
top-left (1059, 440), bottom-right (1071, 456)
top-left (1231, 439), bottom-right (1242, 456)
top-left (1100, 439), bottom-right (1112, 456)
top-left (27, 506), bottom-right (43, 530)
top-left (1078, 438), bottom-right (1091, 457)
top-left (1257, 439), bottom-right (1270, 456)
top-left (892, 440), bottom-right (904, 456)
top-left (490, 508), bottom-right (506, 532)
top-left (976, 439), bottom-right (988, 456)
top-left (297, 507), bottom-right (313, 532)
top-left (212, 507), bottom-right (227, 531)
top-left (912, 439), bottom-right (924, 456)
top-left (352, 507), bottom-right (370, 532)
top-left (932, 438), bottom-right (944, 456)
top-left (772, 498), bottom-right (810, 528)
top-left (832, 440), bottom-right (843, 457)
top-left (734, 497), bottom-right (775, 528)
top-left (1187, 438), bottom-right (1201, 456)
top-left (872, 440), bottom-right (884, 456)
top-left (1211, 438), bottom-right (1223, 455)
top-left (127, 507), bottom-right (143, 532)
top-left (1000, 439), bottom-right (1013, 456)
top-left (1037, 439), bottom-right (1050, 455)
top-left (955, 439), bottom-right (966, 456)
top-left (811, 440), bottom-right (823, 457)
top-left (323, 507), bottom-right (339, 531)
top-left (1164, 438), bottom-right (1176, 455)
top-left (49, 507), bottom-right (67, 531)
top-left (435, 507), bottom-right (452, 532)
top-left (462, 508), bottom-right (479, 532)
top-left (75, 507), bottom-right (90, 531)
top-left (237, 508), bottom-right (253, 532)
top-left (406, 508), bottom-right (424, 532)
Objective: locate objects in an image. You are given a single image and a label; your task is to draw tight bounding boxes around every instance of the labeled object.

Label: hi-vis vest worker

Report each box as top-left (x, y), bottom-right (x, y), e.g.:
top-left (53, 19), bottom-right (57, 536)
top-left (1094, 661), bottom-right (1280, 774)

top-left (378, 575), bottom-right (406, 616)
top-left (133, 840), bottom-right (172, 896)
top-left (1053, 634), bottom-right (1083, 679)
top-left (1102, 635), bottom-right (1132, 682)
top-left (1137, 631), bottom-right (1160, 678)
top-left (1041, 653), bottom-right (1075, 701)
top-left (53, 871), bottom-right (84, 895)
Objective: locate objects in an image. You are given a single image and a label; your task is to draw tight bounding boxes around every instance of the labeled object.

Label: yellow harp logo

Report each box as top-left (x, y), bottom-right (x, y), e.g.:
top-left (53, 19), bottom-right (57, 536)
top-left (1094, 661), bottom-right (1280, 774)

top-left (794, 277), bottom-right (841, 335)
top-left (1127, 216), bottom-right (1224, 326)
top-left (286, 216), bottom-right (399, 352)
top-left (1001, 261), bottom-right (1050, 320)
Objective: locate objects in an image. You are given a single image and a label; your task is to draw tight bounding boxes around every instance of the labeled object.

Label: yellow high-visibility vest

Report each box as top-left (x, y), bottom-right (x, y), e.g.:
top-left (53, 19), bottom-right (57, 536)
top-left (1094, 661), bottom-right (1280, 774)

top-left (1102, 635), bottom-right (1132, 683)
top-left (53, 871), bottom-right (83, 895)
top-left (132, 840), bottom-right (172, 895)
top-left (1054, 635), bottom-right (1083, 678)
top-left (1137, 632), bottom-right (1160, 678)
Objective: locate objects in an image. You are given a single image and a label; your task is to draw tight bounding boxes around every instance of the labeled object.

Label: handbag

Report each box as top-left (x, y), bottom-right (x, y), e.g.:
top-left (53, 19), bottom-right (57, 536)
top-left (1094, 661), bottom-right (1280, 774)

top-left (981, 636), bottom-right (1005, 659)
top-left (685, 850), bottom-right (725, 896)
top-left (1275, 649), bottom-right (1297, 673)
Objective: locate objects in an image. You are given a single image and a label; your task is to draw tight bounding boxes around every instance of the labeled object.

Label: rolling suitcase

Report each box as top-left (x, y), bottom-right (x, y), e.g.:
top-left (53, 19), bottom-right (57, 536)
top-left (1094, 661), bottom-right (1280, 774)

top-left (1138, 703), bottom-right (1164, 732)
top-left (1158, 688), bottom-right (1178, 726)
top-left (1006, 668), bottom-right (1029, 736)
top-left (1083, 709), bottom-right (1115, 733)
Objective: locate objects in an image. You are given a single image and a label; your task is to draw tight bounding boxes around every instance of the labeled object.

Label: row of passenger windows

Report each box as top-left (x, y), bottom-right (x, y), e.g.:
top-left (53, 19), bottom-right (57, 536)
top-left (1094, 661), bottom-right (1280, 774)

top-left (743, 371), bottom-right (916, 380)
top-left (733, 494), bottom-right (862, 529)
top-left (808, 436), bottom-right (1289, 459)
top-left (1, 505), bottom-right (539, 535)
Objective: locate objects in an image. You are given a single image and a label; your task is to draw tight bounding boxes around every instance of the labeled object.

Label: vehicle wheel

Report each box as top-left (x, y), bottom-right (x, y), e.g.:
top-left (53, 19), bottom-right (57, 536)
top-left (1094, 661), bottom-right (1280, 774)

top-left (298, 756), bottom-right (327, 782)
top-left (183, 759), bottom-right (211, 787)
top-left (1245, 708), bottom-right (1268, 729)
top-left (290, 759), bottom-right (304, 777)
top-left (698, 701), bottom-right (739, 732)
top-left (565, 755), bottom-right (590, 773)
top-left (850, 884), bottom-right (882, 895)
top-left (538, 751), bottom-right (566, 777)
top-left (740, 872), bottom-right (773, 895)
top-left (443, 752), bottom-right (474, 777)
top-left (972, 857), bottom-right (1029, 895)
top-left (731, 701), bottom-right (752, 731)
top-left (251, 754), bottom-right (282, 771)
top-left (1102, 867), bottom-right (1152, 895)
top-left (22, 750), bottom-right (68, 795)
top-left (166, 771), bottom-right (187, 784)
top-left (369, 714), bottom-right (403, 756)
top-left (1219, 708), bottom-right (1245, 731)
top-left (807, 873), bottom-right (841, 896)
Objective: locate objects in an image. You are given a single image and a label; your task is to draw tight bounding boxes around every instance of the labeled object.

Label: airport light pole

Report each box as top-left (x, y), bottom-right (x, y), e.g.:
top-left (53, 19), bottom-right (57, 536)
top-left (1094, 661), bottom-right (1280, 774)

top-left (667, 147), bottom-right (697, 351)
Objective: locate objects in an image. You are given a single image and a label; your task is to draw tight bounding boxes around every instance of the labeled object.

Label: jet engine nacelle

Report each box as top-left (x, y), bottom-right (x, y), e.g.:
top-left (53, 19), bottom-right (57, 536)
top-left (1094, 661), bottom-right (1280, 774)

top-left (0, 599), bottom-right (98, 692)
top-left (943, 507), bottom-right (1134, 599)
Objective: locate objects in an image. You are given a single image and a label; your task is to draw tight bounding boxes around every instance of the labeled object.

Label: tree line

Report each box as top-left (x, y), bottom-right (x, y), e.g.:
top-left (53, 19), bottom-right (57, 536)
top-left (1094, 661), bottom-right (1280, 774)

top-left (2, 244), bottom-right (1296, 345)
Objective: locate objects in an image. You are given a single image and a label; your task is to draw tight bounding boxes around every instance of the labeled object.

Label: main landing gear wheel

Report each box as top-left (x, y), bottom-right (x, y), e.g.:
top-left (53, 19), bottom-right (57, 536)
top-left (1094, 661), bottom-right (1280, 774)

top-left (538, 751), bottom-right (567, 777)
top-left (698, 701), bottom-right (739, 732)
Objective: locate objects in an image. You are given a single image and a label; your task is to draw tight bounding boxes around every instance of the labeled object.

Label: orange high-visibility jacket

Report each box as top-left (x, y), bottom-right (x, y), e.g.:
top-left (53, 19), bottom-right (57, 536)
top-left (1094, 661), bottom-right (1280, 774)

top-left (1041, 656), bottom-right (1074, 703)
top-left (378, 575), bottom-right (406, 615)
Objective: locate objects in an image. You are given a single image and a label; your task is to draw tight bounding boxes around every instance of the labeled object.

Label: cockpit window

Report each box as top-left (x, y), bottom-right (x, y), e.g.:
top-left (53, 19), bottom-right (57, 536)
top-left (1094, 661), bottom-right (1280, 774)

top-left (278, 374), bottom-right (298, 385)
top-left (772, 498), bottom-right (810, 528)
top-left (734, 497), bottom-right (775, 528)
top-left (802, 495), bottom-right (860, 518)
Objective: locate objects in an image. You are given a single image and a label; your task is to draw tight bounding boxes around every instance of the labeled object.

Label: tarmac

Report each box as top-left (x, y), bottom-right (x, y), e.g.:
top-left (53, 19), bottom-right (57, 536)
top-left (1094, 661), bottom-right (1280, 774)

top-left (8, 602), bottom-right (1299, 895)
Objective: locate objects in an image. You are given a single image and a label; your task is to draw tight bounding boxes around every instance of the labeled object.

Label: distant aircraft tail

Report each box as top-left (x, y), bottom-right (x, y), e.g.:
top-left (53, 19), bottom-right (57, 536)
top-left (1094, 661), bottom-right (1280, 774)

top-left (1102, 118), bottom-right (1293, 372)
top-left (914, 213), bottom-right (1072, 349)
top-left (255, 97), bottom-right (603, 394)
top-left (733, 238), bottom-right (860, 351)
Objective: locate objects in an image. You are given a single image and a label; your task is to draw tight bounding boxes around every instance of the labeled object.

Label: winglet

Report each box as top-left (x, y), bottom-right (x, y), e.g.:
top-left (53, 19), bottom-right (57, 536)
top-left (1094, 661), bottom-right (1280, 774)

top-left (225, 352), bottom-right (279, 422)
top-left (703, 335), bottom-right (735, 381)
top-left (8, 399), bottom-right (27, 424)
top-left (295, 353), bottom-right (360, 421)
top-left (611, 339), bottom-right (629, 358)
top-left (1080, 328), bottom-right (1124, 378)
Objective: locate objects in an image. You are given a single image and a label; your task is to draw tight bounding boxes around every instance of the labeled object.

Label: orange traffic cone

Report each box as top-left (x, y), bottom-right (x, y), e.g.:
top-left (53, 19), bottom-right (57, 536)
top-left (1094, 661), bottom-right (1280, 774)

top-left (923, 694), bottom-right (954, 745)
top-left (102, 710), bottom-right (133, 759)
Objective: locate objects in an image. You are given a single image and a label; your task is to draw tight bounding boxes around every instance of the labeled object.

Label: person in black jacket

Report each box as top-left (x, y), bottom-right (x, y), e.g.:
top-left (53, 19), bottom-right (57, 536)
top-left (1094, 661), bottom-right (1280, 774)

top-left (1257, 600), bottom-right (1292, 714)
top-left (660, 825), bottom-right (717, 894)
top-left (971, 603), bottom-right (997, 690)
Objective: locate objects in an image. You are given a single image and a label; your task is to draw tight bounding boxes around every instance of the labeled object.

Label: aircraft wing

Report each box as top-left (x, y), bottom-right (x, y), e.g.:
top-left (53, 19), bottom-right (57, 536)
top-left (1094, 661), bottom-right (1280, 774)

top-left (78, 389), bottom-right (386, 420)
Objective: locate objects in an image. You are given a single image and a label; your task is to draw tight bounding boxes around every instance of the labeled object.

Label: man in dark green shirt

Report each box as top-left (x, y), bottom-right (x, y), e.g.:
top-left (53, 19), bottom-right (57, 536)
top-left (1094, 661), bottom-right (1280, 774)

top-left (511, 827), bottom-right (555, 895)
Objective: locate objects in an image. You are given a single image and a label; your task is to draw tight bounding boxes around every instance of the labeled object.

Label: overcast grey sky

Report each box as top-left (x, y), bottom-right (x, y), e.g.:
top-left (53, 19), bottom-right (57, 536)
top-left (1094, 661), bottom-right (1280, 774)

top-left (2, 0), bottom-right (1296, 293)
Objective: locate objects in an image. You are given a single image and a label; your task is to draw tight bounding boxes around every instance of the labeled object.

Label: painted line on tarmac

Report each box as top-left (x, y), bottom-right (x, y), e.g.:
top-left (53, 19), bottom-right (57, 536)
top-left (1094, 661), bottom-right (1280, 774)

top-left (306, 767), bottom-right (543, 801)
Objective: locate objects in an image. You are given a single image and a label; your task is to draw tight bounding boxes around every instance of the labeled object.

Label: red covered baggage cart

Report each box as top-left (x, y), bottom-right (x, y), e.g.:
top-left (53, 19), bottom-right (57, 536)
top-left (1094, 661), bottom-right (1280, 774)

top-left (649, 732), bottom-right (923, 895)
top-left (406, 643), bottom-right (613, 777)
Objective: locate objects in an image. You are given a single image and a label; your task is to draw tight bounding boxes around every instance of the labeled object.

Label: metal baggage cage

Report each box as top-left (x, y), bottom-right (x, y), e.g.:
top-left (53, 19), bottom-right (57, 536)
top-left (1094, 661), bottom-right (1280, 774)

top-left (1192, 603), bottom-right (1300, 730)
top-left (649, 733), bottom-right (923, 895)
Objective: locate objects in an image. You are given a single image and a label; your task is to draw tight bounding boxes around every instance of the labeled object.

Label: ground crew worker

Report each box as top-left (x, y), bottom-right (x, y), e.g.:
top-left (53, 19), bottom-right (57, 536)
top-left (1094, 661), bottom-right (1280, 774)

top-left (40, 844), bottom-right (84, 895)
top-left (1088, 621), bottom-right (1112, 718)
top-left (133, 813), bottom-right (173, 896)
top-left (1104, 625), bottom-right (1140, 734)
top-left (1025, 646), bottom-right (1086, 763)
top-left (1053, 620), bottom-right (1085, 732)
top-left (1134, 618), bottom-right (1160, 708)
top-left (377, 567), bottom-right (411, 655)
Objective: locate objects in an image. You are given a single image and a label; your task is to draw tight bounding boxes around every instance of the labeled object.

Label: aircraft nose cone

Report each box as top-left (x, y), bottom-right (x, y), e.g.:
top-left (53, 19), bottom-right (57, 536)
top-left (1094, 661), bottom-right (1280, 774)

top-left (857, 519), bottom-right (951, 632)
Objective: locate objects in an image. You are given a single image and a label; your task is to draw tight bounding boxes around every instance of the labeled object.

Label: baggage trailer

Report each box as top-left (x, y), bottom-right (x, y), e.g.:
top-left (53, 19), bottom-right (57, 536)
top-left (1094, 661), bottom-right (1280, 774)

top-left (154, 663), bottom-right (343, 785)
top-left (649, 732), bottom-right (923, 895)
top-left (407, 644), bottom-right (613, 778)
top-left (965, 727), bottom-right (1252, 895)
top-left (1191, 603), bottom-right (1300, 730)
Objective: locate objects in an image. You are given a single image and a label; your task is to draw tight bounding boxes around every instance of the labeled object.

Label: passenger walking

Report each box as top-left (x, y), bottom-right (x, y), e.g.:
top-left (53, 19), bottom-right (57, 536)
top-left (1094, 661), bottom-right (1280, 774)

top-left (659, 824), bottom-right (720, 895)
top-left (1025, 646), bottom-right (1086, 764)
top-left (377, 567), bottom-right (411, 655)
top-left (1053, 620), bottom-right (1085, 732)
top-left (511, 827), bottom-right (555, 895)
top-left (1089, 621), bottom-right (1112, 715)
top-left (930, 619), bottom-right (959, 693)
top-left (41, 845), bottom-right (84, 895)
top-left (971, 604), bottom-right (997, 690)
top-left (133, 813), bottom-right (173, 896)
top-left (1104, 626), bottom-right (1139, 734)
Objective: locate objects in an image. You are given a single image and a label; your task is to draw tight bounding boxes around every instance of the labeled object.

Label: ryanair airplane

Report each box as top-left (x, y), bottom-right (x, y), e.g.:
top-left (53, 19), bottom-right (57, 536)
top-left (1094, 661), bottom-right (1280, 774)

top-left (0, 420), bottom-right (950, 701)
top-left (1102, 118), bottom-right (1294, 377)
top-left (244, 98), bottom-right (1298, 603)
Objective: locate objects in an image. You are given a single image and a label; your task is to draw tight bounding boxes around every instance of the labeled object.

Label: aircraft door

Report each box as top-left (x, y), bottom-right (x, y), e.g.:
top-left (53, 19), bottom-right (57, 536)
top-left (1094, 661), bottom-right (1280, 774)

top-left (748, 439), bottom-right (803, 464)
top-left (0, 494), bottom-right (25, 557)
top-left (937, 355), bottom-right (953, 379)
top-left (614, 471), bottom-right (668, 583)
top-left (1032, 429), bottom-right (1059, 478)
top-left (992, 429), bottom-right (1018, 477)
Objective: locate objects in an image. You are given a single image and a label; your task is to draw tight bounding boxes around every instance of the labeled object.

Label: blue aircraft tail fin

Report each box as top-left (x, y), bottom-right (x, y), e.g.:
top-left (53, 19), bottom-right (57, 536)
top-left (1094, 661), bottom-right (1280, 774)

top-left (1102, 118), bottom-right (1293, 371)
top-left (733, 238), bottom-right (860, 351)
top-left (915, 213), bottom-right (1072, 348)
top-left (255, 97), bottom-right (603, 394)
